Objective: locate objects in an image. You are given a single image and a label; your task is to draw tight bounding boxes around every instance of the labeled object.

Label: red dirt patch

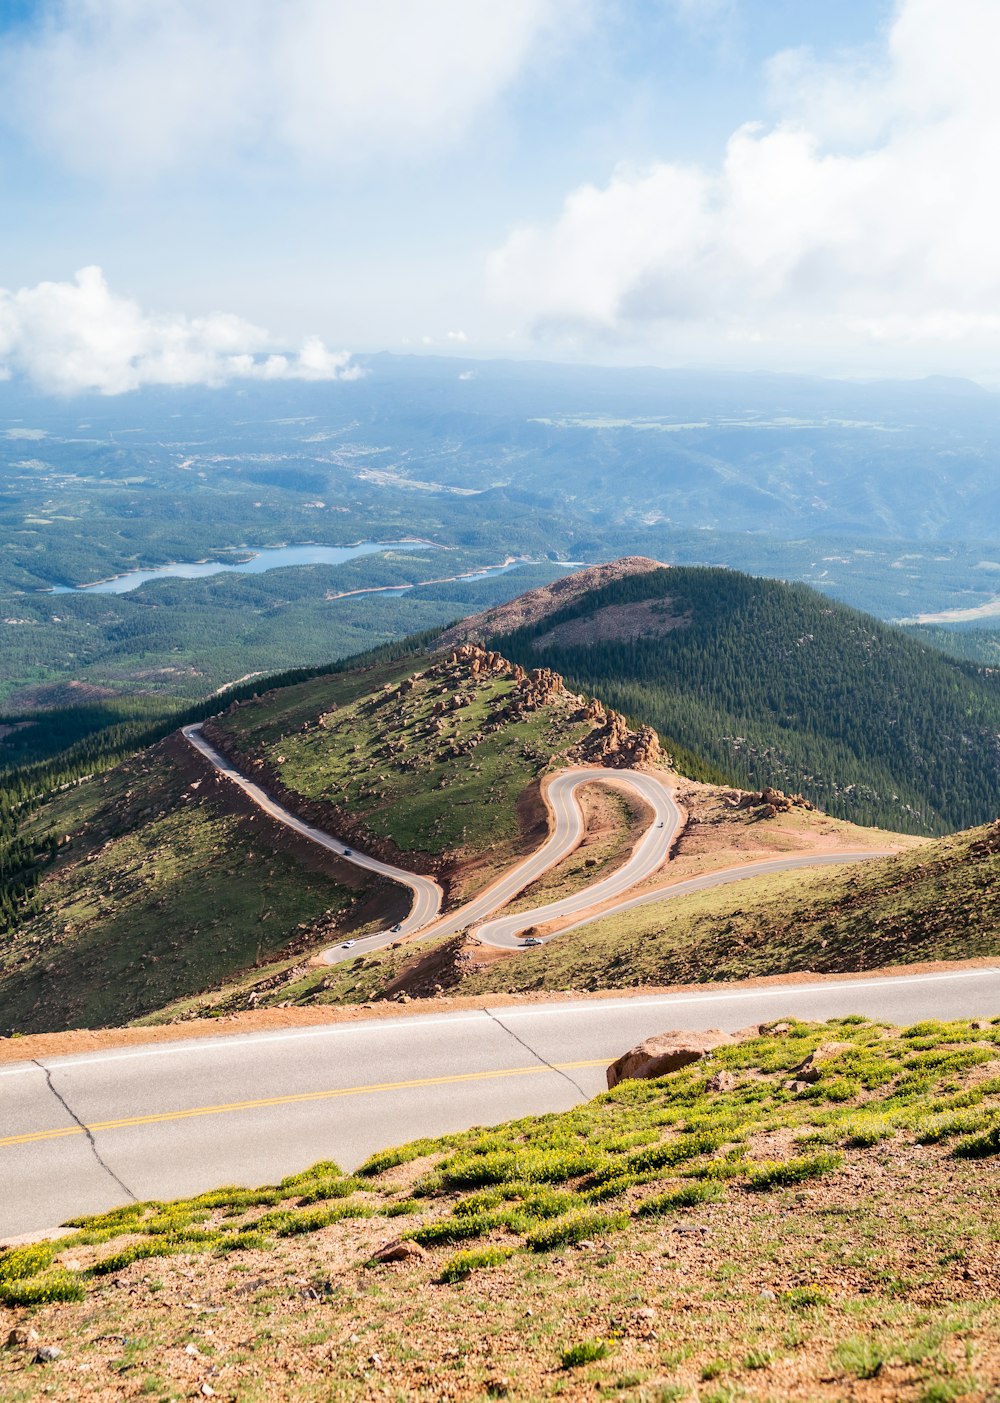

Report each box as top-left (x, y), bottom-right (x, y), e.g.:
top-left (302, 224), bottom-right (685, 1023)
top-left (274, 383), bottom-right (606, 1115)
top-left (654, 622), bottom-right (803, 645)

top-left (437, 556), bottom-right (666, 647)
top-left (531, 597), bottom-right (690, 650)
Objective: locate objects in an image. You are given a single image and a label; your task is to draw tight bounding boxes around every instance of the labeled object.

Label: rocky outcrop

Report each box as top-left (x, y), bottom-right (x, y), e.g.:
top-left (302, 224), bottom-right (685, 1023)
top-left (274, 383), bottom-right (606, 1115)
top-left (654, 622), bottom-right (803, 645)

top-left (571, 705), bottom-right (662, 770)
top-left (606, 1029), bottom-right (735, 1089)
top-left (444, 644), bottom-right (513, 680)
top-left (370, 1239), bottom-right (427, 1264)
top-left (605, 1020), bottom-right (801, 1088)
top-left (969, 820), bottom-right (1000, 857)
top-left (790, 1043), bottom-right (853, 1084)
top-left (725, 786), bottom-right (814, 818)
top-left (705, 1069), bottom-right (738, 1093)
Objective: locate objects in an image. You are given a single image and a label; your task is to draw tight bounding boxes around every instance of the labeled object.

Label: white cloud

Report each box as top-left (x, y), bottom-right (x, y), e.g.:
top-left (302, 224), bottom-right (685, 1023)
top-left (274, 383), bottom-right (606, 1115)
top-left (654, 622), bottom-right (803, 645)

top-left (488, 0), bottom-right (1000, 371)
top-left (0, 0), bottom-right (576, 177)
top-left (0, 267), bottom-right (362, 394)
top-left (446, 330), bottom-right (469, 343)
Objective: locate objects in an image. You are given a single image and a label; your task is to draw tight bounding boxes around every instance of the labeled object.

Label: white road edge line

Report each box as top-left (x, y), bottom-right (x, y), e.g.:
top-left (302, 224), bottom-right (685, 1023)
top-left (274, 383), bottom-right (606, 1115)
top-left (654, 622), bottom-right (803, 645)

top-left (3, 970), bottom-right (997, 1075)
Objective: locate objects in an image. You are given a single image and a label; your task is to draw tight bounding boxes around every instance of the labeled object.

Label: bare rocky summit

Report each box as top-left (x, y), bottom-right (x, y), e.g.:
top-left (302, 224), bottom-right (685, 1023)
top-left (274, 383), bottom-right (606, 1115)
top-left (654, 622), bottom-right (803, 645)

top-left (436, 556), bottom-right (667, 649)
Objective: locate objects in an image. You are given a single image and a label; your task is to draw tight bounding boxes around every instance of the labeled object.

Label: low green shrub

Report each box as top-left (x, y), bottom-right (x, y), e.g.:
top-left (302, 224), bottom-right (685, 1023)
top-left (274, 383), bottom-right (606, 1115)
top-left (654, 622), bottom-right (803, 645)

top-left (90, 1239), bottom-right (187, 1275)
top-left (905, 1047), bottom-right (993, 1074)
top-left (382, 1199), bottom-right (421, 1217)
top-left (437, 1245), bottom-right (515, 1283)
top-left (0, 1270), bottom-right (85, 1306)
top-left (685, 1151), bottom-right (747, 1180)
top-left (624, 1132), bottom-right (723, 1174)
top-left (515, 1188), bottom-right (580, 1221)
top-left (561, 1339), bottom-right (610, 1368)
top-left (783, 1286), bottom-right (830, 1309)
top-left (833, 1336), bottom-right (887, 1378)
top-left (442, 1147), bottom-right (599, 1189)
top-left (748, 1152), bottom-right (842, 1191)
top-left (256, 1202), bottom-right (373, 1237)
top-left (842, 1115), bottom-right (897, 1147)
top-left (278, 1159), bottom-right (343, 1189)
top-left (189, 1186), bottom-right (283, 1213)
top-left (140, 1209), bottom-right (209, 1235)
top-left (212, 1231), bottom-right (271, 1255)
top-left (635, 1181), bottom-right (723, 1217)
top-left (580, 1173), bottom-right (640, 1203)
top-left (294, 1176), bottom-right (367, 1206)
top-left (953, 1122), bottom-right (1000, 1159)
top-left (0, 1241), bottom-right (56, 1283)
top-left (412, 1211), bottom-right (511, 1247)
top-left (918, 1108), bottom-right (999, 1144)
top-left (525, 1209), bottom-right (629, 1252)
top-left (356, 1140), bottom-right (441, 1177)
top-left (65, 1202), bottom-right (157, 1231)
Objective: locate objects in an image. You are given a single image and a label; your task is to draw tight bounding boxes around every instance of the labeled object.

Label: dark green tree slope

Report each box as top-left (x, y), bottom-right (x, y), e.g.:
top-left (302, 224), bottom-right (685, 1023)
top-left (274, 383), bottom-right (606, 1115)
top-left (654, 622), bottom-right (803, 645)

top-left (490, 567), bottom-right (1000, 834)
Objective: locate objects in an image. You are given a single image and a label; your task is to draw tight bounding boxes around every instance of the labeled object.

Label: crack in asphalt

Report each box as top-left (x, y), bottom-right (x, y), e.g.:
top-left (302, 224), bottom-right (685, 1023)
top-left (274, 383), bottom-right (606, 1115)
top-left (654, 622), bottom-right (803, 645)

top-left (483, 1008), bottom-right (592, 1099)
top-left (33, 1061), bottom-right (137, 1203)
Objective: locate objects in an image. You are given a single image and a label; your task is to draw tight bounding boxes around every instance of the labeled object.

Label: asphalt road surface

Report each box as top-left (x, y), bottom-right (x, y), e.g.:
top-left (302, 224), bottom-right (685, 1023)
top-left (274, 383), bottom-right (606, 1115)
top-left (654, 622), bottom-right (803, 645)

top-left (185, 728), bottom-right (892, 961)
top-left (4, 969), bottom-right (999, 1237)
top-left (439, 768), bottom-right (680, 945)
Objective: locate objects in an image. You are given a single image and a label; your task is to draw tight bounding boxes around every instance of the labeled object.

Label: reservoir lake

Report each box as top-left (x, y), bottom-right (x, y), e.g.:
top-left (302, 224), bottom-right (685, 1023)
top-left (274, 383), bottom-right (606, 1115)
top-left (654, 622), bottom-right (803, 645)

top-left (50, 541), bottom-right (435, 594)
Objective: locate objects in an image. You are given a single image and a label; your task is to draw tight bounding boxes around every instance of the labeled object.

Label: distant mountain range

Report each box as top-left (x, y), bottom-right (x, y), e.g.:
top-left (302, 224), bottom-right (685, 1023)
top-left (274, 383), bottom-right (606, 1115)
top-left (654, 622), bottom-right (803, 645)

top-left (4, 357), bottom-right (1000, 707)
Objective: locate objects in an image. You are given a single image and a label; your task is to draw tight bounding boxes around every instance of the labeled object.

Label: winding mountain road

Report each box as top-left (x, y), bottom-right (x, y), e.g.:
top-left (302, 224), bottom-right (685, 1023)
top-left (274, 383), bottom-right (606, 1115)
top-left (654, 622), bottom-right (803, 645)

top-left (182, 726), bottom-right (444, 938)
top-left (183, 725), bottom-right (891, 961)
top-left (427, 768), bottom-right (680, 944)
top-left (1, 729), bottom-right (989, 1239)
top-left (183, 727), bottom-right (684, 962)
top-left (494, 849), bottom-right (900, 949)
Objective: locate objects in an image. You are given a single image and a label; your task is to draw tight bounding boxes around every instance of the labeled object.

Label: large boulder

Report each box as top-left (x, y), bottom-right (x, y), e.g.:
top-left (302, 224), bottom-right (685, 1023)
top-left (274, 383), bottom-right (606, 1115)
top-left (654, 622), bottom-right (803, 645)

top-left (606, 1029), bottom-right (735, 1089)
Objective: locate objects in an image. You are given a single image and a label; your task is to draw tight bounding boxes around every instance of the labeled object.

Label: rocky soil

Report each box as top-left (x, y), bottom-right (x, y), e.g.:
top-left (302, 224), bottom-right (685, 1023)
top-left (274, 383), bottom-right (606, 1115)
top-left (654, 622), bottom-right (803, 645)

top-left (437, 556), bottom-right (666, 648)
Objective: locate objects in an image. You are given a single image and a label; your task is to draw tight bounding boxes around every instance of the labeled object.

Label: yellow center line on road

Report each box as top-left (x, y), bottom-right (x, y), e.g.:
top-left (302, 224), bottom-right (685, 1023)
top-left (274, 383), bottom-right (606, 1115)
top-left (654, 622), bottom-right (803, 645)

top-left (1, 1059), bottom-right (609, 1149)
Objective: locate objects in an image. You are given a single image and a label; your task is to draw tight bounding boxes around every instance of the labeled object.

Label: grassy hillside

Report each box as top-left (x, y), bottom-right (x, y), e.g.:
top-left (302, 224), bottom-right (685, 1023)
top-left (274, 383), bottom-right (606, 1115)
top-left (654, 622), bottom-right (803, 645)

top-left (227, 816), bottom-right (992, 1011)
top-left (209, 645), bottom-right (602, 899)
top-left (0, 639), bottom-right (635, 1033)
top-left (472, 564), bottom-right (1000, 834)
top-left (0, 736), bottom-right (393, 1036)
top-left (3, 1016), bottom-right (999, 1399)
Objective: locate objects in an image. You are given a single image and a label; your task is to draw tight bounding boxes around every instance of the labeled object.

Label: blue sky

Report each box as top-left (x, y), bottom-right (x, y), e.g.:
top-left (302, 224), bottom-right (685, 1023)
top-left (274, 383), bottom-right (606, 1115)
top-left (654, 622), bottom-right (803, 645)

top-left (1, 1), bottom-right (995, 391)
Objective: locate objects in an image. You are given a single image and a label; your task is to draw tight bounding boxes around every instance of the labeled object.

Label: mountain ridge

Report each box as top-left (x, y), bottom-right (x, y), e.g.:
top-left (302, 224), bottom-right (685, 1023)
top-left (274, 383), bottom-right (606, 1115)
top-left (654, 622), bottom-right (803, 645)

top-left (467, 560), bottom-right (1000, 833)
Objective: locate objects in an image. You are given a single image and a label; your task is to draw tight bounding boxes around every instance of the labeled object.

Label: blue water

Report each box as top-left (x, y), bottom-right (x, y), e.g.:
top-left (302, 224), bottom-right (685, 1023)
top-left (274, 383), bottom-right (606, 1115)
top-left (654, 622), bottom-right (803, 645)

top-left (50, 541), bottom-right (433, 594)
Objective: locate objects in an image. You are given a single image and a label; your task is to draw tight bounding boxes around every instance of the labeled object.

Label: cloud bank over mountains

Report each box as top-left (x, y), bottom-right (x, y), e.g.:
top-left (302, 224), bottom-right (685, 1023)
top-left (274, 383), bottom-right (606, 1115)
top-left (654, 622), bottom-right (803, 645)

top-left (0, 268), bottom-right (361, 394)
top-left (2, 1), bottom-right (995, 380)
top-left (1, 0), bottom-right (575, 177)
top-left (489, 0), bottom-right (1000, 370)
